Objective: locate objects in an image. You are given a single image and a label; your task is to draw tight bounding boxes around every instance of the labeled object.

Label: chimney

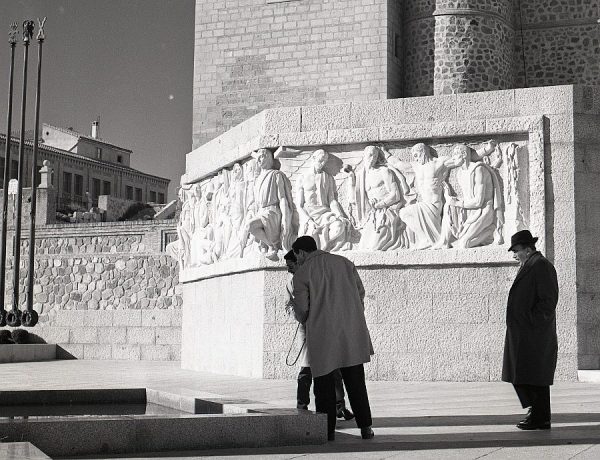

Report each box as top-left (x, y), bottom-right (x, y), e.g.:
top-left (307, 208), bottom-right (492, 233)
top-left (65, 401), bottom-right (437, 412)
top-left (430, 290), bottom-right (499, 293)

top-left (91, 120), bottom-right (100, 139)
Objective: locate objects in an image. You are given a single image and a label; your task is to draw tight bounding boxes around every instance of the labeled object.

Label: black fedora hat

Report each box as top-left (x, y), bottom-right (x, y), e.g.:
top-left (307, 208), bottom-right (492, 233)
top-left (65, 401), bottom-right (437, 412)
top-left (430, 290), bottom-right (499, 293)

top-left (508, 230), bottom-right (538, 251)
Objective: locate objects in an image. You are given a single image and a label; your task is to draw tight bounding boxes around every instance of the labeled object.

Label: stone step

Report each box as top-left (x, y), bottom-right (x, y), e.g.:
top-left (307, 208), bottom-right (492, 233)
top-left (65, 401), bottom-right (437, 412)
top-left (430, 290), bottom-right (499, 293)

top-left (0, 442), bottom-right (50, 460)
top-left (0, 344), bottom-right (57, 363)
top-left (578, 370), bottom-right (600, 383)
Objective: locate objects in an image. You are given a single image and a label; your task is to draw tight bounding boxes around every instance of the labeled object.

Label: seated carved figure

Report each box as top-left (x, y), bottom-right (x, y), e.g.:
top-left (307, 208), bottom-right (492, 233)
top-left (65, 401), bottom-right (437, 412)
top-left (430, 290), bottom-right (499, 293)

top-left (439, 143), bottom-right (504, 249)
top-left (354, 145), bottom-right (411, 251)
top-left (239, 148), bottom-right (298, 260)
top-left (295, 149), bottom-right (354, 251)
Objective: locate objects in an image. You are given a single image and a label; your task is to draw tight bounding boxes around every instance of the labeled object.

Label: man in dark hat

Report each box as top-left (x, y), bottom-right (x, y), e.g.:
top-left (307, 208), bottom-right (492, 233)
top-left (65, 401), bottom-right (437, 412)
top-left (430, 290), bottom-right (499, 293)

top-left (503, 230), bottom-right (558, 430)
top-left (290, 235), bottom-right (374, 441)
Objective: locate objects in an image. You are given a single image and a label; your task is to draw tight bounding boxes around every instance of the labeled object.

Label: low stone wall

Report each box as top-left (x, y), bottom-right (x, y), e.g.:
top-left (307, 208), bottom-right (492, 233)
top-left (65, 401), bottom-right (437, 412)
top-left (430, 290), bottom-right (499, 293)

top-left (0, 220), bottom-right (182, 361)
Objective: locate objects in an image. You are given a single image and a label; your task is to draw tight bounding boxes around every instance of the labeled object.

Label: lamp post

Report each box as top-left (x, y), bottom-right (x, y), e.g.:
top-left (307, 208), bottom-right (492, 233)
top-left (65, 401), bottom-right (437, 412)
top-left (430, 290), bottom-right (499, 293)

top-left (0, 23), bottom-right (18, 327)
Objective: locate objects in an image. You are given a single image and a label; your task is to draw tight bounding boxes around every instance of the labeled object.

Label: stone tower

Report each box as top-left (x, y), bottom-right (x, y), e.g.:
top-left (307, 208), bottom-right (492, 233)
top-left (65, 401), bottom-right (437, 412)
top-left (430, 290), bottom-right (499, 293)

top-left (194, 0), bottom-right (599, 146)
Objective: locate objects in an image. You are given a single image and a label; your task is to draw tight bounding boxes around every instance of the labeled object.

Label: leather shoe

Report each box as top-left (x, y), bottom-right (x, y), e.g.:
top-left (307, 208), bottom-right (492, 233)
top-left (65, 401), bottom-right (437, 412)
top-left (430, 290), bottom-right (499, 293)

top-left (361, 426), bottom-right (375, 439)
top-left (519, 407), bottom-right (533, 424)
top-left (337, 407), bottom-right (355, 420)
top-left (516, 419), bottom-right (551, 430)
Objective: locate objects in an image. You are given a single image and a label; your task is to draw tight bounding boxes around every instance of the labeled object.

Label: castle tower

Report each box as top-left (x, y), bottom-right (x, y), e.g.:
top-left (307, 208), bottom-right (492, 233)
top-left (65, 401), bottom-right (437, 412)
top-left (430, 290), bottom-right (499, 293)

top-left (433, 0), bottom-right (515, 94)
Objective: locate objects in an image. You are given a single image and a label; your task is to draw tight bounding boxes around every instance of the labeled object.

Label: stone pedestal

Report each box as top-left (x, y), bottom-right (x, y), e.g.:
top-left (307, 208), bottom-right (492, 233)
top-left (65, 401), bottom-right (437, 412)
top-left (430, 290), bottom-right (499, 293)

top-left (180, 85), bottom-right (600, 381)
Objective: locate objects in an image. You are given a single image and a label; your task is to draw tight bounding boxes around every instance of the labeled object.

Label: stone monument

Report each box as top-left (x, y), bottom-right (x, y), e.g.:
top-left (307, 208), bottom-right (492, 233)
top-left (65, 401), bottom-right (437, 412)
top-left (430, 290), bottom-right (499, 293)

top-left (175, 0), bottom-right (600, 380)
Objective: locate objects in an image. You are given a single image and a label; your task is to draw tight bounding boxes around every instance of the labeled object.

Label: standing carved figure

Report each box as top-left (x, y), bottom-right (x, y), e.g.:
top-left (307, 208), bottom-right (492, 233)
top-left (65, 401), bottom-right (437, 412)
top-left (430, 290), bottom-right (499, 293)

top-left (399, 143), bottom-right (463, 249)
top-left (296, 149), bottom-right (354, 251)
top-left (239, 148), bottom-right (298, 260)
top-left (354, 145), bottom-right (411, 251)
top-left (188, 183), bottom-right (215, 266)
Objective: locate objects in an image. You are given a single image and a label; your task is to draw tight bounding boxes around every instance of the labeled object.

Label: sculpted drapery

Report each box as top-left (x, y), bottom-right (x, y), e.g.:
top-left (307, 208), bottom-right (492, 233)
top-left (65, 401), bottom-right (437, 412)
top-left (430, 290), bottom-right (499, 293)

top-left (170, 141), bottom-right (508, 267)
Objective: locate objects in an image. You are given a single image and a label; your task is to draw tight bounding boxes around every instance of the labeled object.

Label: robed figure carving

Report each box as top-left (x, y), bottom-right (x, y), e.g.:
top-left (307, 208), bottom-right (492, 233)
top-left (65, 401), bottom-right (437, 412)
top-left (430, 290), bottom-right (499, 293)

top-left (438, 143), bottom-right (504, 249)
top-left (354, 145), bottom-right (412, 251)
top-left (240, 148), bottom-right (299, 260)
top-left (296, 149), bottom-right (354, 251)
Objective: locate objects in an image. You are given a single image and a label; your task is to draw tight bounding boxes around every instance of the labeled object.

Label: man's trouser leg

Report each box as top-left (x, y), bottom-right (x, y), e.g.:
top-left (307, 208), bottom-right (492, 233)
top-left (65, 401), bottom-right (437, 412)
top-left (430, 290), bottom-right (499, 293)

top-left (513, 384), bottom-right (551, 422)
top-left (340, 363), bottom-right (372, 428)
top-left (297, 367), bottom-right (312, 409)
top-left (313, 370), bottom-right (337, 439)
top-left (333, 368), bottom-right (345, 411)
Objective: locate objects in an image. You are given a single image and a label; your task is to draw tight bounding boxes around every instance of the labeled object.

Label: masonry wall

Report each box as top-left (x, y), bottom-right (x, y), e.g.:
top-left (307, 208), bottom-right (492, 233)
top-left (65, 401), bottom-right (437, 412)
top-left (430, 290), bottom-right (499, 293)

top-left (193, 0), bottom-right (393, 148)
top-left (573, 86), bottom-right (600, 370)
top-left (0, 220), bottom-right (182, 361)
top-left (513, 0), bottom-right (599, 89)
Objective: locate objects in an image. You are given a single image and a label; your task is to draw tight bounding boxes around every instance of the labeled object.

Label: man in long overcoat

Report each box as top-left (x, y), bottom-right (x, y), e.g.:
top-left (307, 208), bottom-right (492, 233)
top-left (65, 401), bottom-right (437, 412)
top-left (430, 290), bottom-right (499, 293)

top-left (291, 236), bottom-right (374, 441)
top-left (502, 230), bottom-right (558, 430)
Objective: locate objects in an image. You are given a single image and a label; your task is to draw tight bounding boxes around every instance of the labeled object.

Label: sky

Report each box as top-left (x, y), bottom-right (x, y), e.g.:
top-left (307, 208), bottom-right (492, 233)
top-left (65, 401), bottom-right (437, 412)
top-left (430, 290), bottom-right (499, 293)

top-left (0, 0), bottom-right (195, 201)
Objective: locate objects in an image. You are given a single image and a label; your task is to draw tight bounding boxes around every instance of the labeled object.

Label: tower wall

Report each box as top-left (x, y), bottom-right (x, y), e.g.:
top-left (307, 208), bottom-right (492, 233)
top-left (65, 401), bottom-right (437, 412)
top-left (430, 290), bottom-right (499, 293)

top-left (433, 0), bottom-right (515, 94)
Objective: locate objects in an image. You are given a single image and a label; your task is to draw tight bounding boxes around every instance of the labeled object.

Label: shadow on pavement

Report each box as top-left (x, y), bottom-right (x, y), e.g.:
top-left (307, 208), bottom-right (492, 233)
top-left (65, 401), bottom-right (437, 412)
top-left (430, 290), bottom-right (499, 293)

top-left (71, 414), bottom-right (600, 459)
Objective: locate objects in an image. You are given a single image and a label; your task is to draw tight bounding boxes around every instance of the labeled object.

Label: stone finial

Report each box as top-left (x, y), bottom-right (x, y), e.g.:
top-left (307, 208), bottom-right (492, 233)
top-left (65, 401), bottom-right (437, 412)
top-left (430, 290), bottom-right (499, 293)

top-left (39, 160), bottom-right (53, 189)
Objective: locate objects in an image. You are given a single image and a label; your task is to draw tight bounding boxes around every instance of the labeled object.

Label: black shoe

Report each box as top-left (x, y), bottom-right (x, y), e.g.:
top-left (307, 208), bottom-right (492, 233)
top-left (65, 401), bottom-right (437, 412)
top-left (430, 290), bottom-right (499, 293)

top-left (361, 426), bottom-right (374, 439)
top-left (516, 419), bottom-right (551, 430)
top-left (519, 407), bottom-right (533, 424)
top-left (336, 407), bottom-right (355, 420)
top-left (327, 432), bottom-right (335, 441)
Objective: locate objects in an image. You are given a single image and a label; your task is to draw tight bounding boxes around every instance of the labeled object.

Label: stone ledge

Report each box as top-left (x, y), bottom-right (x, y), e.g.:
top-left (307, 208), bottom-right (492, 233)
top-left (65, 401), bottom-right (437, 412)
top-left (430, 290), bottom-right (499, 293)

top-left (180, 246), bottom-right (517, 283)
top-left (183, 108), bottom-right (544, 184)
top-left (0, 344), bottom-right (57, 363)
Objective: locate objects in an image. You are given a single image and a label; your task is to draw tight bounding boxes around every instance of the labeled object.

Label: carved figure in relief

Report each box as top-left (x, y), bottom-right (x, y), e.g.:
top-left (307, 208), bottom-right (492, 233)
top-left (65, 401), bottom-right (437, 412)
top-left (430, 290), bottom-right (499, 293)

top-left (211, 169), bottom-right (233, 260)
top-left (354, 145), bottom-right (412, 251)
top-left (188, 184), bottom-right (216, 266)
top-left (438, 143), bottom-right (504, 249)
top-left (295, 149), bottom-right (354, 251)
top-left (166, 186), bottom-right (190, 269)
top-left (176, 186), bottom-right (194, 267)
top-left (239, 148), bottom-right (298, 261)
top-left (225, 163), bottom-right (247, 258)
top-left (398, 143), bottom-right (463, 249)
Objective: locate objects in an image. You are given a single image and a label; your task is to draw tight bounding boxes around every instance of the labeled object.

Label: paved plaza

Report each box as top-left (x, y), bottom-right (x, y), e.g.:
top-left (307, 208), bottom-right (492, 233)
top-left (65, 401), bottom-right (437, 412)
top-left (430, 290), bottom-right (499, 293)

top-left (1, 360), bottom-right (600, 459)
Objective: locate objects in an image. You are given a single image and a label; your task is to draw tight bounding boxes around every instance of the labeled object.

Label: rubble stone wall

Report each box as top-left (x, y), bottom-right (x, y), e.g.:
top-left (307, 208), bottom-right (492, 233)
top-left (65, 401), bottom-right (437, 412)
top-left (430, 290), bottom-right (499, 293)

top-left (0, 220), bottom-right (182, 361)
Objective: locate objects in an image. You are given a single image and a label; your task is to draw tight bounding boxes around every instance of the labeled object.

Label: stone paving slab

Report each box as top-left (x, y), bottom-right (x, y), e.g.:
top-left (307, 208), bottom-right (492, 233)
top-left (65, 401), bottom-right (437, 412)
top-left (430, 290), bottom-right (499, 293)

top-left (0, 442), bottom-right (51, 460)
top-left (1, 360), bottom-right (600, 459)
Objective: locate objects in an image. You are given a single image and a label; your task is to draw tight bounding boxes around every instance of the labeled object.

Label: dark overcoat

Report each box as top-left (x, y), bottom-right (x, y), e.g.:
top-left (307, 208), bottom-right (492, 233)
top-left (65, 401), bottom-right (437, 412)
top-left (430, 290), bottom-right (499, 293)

top-left (502, 251), bottom-right (558, 386)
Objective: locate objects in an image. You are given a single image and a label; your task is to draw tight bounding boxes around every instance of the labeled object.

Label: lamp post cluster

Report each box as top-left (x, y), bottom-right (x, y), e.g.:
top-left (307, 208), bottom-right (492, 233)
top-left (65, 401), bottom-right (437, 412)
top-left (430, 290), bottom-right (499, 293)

top-left (0, 18), bottom-right (46, 328)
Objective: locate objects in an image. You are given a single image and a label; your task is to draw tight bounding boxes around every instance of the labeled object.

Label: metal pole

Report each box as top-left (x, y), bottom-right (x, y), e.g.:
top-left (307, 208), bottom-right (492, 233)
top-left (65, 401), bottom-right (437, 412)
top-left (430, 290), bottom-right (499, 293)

top-left (0, 24), bottom-right (18, 327)
top-left (23, 18), bottom-right (45, 328)
top-left (7, 20), bottom-right (35, 327)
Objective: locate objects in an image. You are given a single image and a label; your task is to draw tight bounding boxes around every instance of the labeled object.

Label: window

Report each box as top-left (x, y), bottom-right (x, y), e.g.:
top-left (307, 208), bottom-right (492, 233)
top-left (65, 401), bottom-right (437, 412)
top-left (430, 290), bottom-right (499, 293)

top-left (103, 181), bottom-right (111, 196)
top-left (74, 174), bottom-right (83, 197)
top-left (126, 185), bottom-right (133, 200)
top-left (135, 188), bottom-right (142, 202)
top-left (96, 147), bottom-right (102, 160)
top-left (63, 172), bottom-right (72, 194)
top-left (149, 191), bottom-right (156, 202)
top-left (117, 155), bottom-right (122, 163)
top-left (158, 192), bottom-right (165, 203)
top-left (92, 178), bottom-right (101, 198)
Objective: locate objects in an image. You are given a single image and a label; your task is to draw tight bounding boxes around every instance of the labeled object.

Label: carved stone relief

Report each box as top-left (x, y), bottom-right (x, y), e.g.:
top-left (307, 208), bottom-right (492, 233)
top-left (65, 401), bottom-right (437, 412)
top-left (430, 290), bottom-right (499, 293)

top-left (171, 139), bottom-right (529, 268)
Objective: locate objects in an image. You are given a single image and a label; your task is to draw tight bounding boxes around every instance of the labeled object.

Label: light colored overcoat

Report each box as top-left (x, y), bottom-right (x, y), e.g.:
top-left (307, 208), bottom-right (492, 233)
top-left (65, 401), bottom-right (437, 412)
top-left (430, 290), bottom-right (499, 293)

top-left (292, 250), bottom-right (373, 378)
